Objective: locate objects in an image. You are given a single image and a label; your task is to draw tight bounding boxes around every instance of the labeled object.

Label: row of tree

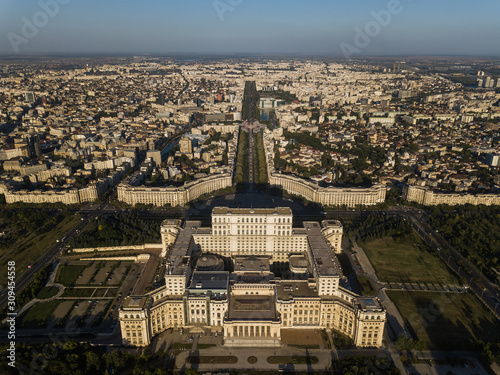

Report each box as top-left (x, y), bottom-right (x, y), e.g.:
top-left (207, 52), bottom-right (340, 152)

top-left (0, 341), bottom-right (173, 375)
top-left (429, 205), bottom-right (500, 281)
top-left (342, 213), bottom-right (416, 245)
top-left (254, 130), bottom-right (268, 185)
top-left (68, 213), bottom-right (161, 249)
top-left (233, 129), bottom-right (248, 186)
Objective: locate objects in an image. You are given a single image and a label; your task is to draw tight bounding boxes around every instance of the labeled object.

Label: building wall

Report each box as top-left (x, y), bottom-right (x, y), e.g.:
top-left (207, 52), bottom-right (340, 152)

top-left (119, 209), bottom-right (386, 349)
top-left (322, 222), bottom-right (343, 253)
top-left (404, 184), bottom-right (500, 206)
top-left (119, 308), bottom-right (151, 347)
top-left (353, 309), bottom-right (385, 347)
top-left (193, 232), bottom-right (308, 262)
top-left (149, 299), bottom-right (184, 335)
top-left (117, 173), bottom-right (232, 207)
top-left (4, 189), bottom-right (81, 204)
top-left (269, 173), bottom-right (386, 207)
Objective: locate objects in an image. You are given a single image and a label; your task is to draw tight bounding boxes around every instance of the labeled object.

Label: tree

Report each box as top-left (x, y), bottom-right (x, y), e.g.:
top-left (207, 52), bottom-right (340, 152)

top-left (85, 351), bottom-right (101, 372)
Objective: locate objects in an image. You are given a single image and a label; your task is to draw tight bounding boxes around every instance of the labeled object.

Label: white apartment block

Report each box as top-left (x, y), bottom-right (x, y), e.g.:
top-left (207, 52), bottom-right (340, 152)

top-left (117, 172), bottom-right (232, 207)
top-left (403, 184), bottom-right (500, 206)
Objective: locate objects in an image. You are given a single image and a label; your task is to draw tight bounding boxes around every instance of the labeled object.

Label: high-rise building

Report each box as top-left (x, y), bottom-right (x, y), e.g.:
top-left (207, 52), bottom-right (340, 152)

top-left (146, 150), bottom-right (162, 166)
top-left (25, 92), bottom-right (35, 103)
top-left (485, 153), bottom-right (500, 167)
top-left (179, 137), bottom-right (192, 154)
top-left (157, 92), bottom-right (166, 106)
top-left (26, 134), bottom-right (42, 158)
top-left (485, 77), bottom-right (492, 88)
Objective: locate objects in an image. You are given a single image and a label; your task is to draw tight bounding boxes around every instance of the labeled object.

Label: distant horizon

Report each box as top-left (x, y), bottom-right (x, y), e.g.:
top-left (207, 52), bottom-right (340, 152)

top-left (0, 52), bottom-right (499, 59)
top-left (1, 0), bottom-right (499, 57)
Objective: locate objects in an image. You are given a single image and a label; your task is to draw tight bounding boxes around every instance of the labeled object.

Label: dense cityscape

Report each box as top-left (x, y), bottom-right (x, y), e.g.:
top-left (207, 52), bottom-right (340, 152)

top-left (1, 58), bottom-right (499, 208)
top-left (0, 1), bottom-right (499, 374)
top-left (0, 55), bottom-right (498, 375)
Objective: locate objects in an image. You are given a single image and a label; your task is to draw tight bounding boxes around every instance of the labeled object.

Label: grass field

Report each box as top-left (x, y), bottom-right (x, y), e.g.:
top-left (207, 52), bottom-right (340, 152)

top-left (187, 356), bottom-right (238, 364)
top-left (387, 291), bottom-right (500, 349)
top-left (357, 276), bottom-right (376, 296)
top-left (56, 264), bottom-right (88, 286)
top-left (19, 300), bottom-right (60, 329)
top-left (360, 237), bottom-right (455, 283)
top-left (36, 286), bottom-right (59, 300)
top-left (0, 215), bottom-right (81, 286)
top-left (61, 287), bottom-right (118, 298)
top-left (62, 287), bottom-right (95, 298)
top-left (267, 356), bottom-right (319, 364)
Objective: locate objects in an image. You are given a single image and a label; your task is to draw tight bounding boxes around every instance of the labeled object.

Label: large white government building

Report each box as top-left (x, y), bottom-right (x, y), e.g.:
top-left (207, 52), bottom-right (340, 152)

top-left (119, 207), bottom-right (386, 348)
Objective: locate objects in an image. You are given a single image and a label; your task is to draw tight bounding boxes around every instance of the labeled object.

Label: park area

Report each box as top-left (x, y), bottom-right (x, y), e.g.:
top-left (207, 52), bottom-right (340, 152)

top-left (17, 259), bottom-right (137, 331)
top-left (55, 261), bottom-right (132, 287)
top-left (0, 212), bottom-right (81, 286)
top-left (360, 236), bottom-right (455, 284)
top-left (387, 291), bottom-right (500, 350)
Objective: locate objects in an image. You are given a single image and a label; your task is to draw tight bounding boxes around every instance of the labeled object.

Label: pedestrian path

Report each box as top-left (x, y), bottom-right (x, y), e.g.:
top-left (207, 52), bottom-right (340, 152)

top-left (2, 262), bottom-right (64, 323)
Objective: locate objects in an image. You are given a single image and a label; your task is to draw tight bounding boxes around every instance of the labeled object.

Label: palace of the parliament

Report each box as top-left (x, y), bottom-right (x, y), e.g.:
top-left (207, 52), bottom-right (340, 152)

top-left (119, 207), bottom-right (386, 348)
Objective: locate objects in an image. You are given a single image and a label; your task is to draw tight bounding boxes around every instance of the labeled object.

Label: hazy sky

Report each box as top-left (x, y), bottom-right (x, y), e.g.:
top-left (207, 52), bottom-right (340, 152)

top-left (0, 0), bottom-right (499, 56)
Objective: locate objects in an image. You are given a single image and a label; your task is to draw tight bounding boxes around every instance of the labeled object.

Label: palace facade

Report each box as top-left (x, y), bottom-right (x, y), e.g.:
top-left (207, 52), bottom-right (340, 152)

top-left (119, 207), bottom-right (386, 348)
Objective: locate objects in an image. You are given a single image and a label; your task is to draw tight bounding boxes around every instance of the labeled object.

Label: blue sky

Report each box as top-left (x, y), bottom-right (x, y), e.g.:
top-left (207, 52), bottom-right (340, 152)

top-left (0, 0), bottom-right (499, 56)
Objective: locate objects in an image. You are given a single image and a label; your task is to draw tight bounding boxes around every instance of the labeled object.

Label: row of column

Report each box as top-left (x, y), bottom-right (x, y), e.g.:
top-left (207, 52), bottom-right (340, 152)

top-left (228, 324), bottom-right (276, 337)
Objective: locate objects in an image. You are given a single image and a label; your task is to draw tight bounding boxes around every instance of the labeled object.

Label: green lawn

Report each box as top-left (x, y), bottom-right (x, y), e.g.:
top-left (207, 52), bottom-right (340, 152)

top-left (36, 286), bottom-right (59, 300)
top-left (387, 291), bottom-right (500, 350)
top-left (360, 237), bottom-right (455, 283)
top-left (56, 265), bottom-right (88, 286)
top-left (19, 300), bottom-right (60, 329)
top-left (187, 356), bottom-right (238, 364)
top-left (62, 287), bottom-right (95, 298)
top-left (357, 276), bottom-right (376, 296)
top-left (267, 356), bottom-right (319, 364)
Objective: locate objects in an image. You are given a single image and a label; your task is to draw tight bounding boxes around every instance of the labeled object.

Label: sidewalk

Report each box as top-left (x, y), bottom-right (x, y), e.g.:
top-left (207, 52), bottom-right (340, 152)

top-left (349, 239), bottom-right (413, 341)
top-left (175, 345), bottom-right (334, 372)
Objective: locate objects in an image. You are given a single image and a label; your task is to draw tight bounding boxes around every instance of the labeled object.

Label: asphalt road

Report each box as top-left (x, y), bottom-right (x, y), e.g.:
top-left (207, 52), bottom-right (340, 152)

top-left (404, 210), bottom-right (500, 317)
top-left (0, 200), bottom-right (108, 311)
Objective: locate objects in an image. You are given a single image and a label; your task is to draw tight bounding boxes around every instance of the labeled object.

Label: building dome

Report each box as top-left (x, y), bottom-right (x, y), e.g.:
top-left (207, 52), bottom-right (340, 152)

top-left (194, 253), bottom-right (224, 271)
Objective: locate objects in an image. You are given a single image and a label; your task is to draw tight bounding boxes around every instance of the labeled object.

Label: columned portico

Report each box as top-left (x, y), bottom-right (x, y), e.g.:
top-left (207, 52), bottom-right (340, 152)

top-left (223, 320), bottom-right (281, 347)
